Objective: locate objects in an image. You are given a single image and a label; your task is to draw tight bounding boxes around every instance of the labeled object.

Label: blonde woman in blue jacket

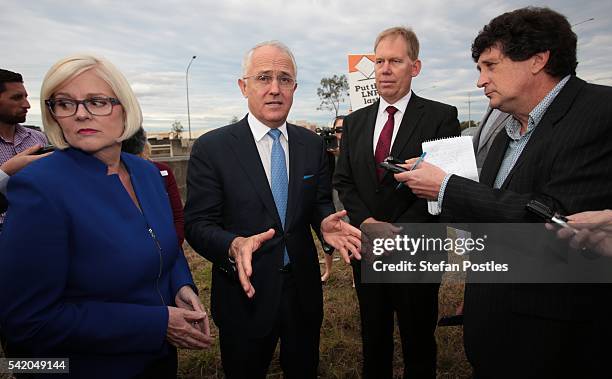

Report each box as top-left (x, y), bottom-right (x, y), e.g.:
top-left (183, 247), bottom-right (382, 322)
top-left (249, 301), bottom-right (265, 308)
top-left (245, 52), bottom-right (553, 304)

top-left (0, 54), bottom-right (212, 378)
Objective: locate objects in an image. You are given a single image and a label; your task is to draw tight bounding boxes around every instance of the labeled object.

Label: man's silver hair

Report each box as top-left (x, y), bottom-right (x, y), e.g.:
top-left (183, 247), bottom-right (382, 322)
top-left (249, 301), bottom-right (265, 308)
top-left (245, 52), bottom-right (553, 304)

top-left (241, 40), bottom-right (298, 79)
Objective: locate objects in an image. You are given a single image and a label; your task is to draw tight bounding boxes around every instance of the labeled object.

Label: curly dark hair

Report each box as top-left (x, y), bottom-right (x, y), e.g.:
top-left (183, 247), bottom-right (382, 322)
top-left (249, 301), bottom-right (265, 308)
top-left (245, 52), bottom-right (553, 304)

top-left (472, 7), bottom-right (577, 78)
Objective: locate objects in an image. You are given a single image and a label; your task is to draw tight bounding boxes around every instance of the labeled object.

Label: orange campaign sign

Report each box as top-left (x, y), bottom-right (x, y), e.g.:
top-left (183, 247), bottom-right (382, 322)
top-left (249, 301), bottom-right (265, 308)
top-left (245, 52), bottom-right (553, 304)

top-left (348, 54), bottom-right (378, 111)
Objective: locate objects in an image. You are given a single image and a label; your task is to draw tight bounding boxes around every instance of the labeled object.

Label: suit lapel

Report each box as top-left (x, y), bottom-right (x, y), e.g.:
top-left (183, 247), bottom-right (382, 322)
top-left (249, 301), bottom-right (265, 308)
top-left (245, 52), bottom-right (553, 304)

top-left (228, 118), bottom-right (283, 227)
top-left (390, 94), bottom-right (424, 158)
top-left (480, 112), bottom-right (510, 152)
top-left (363, 101), bottom-right (380, 187)
top-left (285, 123), bottom-right (305, 230)
top-left (474, 108), bottom-right (493, 151)
top-left (500, 76), bottom-right (584, 189)
top-left (386, 94), bottom-right (425, 181)
top-left (480, 131), bottom-right (509, 186)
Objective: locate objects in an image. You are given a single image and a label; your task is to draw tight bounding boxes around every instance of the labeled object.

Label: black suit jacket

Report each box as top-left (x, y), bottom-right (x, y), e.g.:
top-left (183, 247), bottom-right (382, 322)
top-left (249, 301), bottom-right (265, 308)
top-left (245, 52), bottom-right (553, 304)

top-left (0, 193), bottom-right (7, 214)
top-left (184, 116), bottom-right (334, 337)
top-left (442, 76), bottom-right (612, 318)
top-left (334, 94), bottom-right (460, 227)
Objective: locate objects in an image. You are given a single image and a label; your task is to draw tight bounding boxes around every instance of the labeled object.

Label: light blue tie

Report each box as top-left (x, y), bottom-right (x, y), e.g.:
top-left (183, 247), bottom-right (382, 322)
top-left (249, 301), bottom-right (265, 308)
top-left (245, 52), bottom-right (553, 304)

top-left (268, 129), bottom-right (290, 265)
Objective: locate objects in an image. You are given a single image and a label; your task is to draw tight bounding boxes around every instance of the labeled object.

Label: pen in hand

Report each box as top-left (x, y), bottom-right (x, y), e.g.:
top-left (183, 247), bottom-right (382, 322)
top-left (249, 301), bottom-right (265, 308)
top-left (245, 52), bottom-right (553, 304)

top-left (396, 152), bottom-right (427, 190)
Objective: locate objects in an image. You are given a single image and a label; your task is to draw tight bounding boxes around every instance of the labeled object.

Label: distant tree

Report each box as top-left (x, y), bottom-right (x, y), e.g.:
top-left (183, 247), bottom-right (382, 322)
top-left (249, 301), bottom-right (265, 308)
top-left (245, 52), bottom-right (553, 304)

top-left (171, 120), bottom-right (184, 139)
top-left (230, 115), bottom-right (239, 124)
top-left (316, 74), bottom-right (349, 117)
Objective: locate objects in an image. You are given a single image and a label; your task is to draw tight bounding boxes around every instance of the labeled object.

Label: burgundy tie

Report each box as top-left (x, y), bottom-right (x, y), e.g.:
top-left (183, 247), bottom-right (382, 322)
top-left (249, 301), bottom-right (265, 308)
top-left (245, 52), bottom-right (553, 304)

top-left (374, 105), bottom-right (398, 180)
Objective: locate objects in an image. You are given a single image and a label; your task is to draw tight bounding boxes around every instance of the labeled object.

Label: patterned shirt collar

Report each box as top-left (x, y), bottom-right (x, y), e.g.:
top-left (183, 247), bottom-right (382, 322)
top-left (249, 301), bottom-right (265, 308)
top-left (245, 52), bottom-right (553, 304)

top-left (505, 75), bottom-right (571, 140)
top-left (0, 124), bottom-right (30, 144)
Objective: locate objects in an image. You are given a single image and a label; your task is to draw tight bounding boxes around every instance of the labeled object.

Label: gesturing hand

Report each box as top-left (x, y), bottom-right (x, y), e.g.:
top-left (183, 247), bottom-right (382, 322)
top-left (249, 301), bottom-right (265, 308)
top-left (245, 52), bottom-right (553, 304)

top-left (230, 228), bottom-right (276, 298)
top-left (360, 217), bottom-right (402, 263)
top-left (166, 307), bottom-right (213, 350)
top-left (321, 210), bottom-right (362, 263)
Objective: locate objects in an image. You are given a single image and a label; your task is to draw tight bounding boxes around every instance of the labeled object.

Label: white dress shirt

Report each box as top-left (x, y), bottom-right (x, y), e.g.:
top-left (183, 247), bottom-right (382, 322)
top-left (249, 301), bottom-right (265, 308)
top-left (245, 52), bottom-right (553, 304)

top-left (372, 91), bottom-right (412, 154)
top-left (248, 113), bottom-right (290, 186)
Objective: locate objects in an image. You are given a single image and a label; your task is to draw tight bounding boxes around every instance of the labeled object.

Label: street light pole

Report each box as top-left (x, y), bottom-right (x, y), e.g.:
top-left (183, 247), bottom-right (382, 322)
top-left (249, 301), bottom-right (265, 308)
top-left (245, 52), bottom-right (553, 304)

top-left (416, 83), bottom-right (437, 93)
top-left (186, 55), bottom-right (197, 140)
top-left (468, 92), bottom-right (472, 128)
top-left (572, 18), bottom-right (594, 27)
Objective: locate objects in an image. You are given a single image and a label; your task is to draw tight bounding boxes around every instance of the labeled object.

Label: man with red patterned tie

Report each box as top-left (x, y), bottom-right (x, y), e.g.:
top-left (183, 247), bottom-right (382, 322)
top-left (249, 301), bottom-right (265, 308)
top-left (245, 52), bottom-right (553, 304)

top-left (334, 26), bottom-right (459, 378)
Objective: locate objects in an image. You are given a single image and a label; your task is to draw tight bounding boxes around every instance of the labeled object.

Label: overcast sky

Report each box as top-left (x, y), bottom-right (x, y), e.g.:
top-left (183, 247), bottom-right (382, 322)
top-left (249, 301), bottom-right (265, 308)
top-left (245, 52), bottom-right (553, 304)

top-left (2, 0), bottom-right (610, 134)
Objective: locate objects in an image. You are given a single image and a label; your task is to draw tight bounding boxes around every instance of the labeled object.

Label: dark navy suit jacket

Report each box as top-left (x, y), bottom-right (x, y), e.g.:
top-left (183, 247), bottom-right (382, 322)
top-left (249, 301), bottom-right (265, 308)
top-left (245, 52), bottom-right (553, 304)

top-left (0, 148), bottom-right (194, 378)
top-left (185, 117), bottom-right (334, 337)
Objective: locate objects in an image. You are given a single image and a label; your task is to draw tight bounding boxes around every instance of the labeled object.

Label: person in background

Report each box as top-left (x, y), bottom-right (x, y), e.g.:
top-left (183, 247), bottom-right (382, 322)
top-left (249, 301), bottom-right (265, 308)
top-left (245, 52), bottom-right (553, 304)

top-left (123, 127), bottom-right (185, 246)
top-left (0, 54), bottom-right (211, 378)
top-left (0, 69), bottom-right (48, 230)
top-left (0, 145), bottom-right (51, 214)
top-left (473, 108), bottom-right (510, 173)
top-left (321, 115), bottom-right (346, 282)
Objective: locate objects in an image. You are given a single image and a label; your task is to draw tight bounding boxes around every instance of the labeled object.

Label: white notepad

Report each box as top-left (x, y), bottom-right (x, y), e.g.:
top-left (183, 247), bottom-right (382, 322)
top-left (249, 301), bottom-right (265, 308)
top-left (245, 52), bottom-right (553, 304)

top-left (421, 136), bottom-right (478, 215)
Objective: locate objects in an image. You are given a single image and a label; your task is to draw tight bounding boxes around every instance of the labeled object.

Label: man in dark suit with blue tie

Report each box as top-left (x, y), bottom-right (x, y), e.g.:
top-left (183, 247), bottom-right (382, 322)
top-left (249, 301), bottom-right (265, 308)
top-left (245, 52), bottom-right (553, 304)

top-left (184, 40), bottom-right (361, 379)
top-left (396, 7), bottom-right (612, 378)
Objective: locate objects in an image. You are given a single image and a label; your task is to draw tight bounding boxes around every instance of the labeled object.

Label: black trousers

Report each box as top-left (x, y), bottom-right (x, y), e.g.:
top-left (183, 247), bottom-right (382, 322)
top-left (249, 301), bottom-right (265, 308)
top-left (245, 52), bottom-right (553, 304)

top-left (219, 271), bottom-right (320, 379)
top-left (464, 286), bottom-right (612, 379)
top-left (353, 266), bottom-right (439, 379)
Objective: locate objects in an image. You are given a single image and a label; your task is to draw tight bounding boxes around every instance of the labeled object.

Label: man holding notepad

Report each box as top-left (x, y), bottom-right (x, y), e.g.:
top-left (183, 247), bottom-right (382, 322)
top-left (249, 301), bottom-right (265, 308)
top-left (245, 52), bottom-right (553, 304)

top-left (334, 26), bottom-right (459, 378)
top-left (395, 7), bottom-right (612, 378)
